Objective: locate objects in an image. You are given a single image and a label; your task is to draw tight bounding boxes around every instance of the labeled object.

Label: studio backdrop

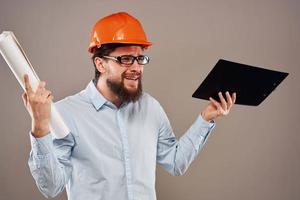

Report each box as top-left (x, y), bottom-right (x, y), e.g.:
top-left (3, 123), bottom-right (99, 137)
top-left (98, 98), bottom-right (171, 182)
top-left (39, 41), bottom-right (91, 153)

top-left (0, 0), bottom-right (299, 200)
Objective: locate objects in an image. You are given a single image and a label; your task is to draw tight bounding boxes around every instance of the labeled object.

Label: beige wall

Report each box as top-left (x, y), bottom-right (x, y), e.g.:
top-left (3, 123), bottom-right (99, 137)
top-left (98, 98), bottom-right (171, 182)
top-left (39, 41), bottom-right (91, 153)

top-left (0, 0), bottom-right (299, 199)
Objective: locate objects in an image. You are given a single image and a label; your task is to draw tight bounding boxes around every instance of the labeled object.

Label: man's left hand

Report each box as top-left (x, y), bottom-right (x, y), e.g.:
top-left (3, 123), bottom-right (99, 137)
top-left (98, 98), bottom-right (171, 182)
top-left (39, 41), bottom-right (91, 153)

top-left (201, 91), bottom-right (236, 122)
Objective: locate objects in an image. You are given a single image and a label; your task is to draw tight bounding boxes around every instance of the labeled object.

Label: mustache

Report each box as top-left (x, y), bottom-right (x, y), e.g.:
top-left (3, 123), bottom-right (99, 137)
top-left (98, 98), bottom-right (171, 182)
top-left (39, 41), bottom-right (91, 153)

top-left (122, 71), bottom-right (142, 79)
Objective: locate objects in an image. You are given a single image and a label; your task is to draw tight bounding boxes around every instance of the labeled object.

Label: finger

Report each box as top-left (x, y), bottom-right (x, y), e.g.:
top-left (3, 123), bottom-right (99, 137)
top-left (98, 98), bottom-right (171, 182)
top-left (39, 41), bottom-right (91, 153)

top-left (22, 92), bottom-right (28, 106)
top-left (232, 92), bottom-right (237, 104)
top-left (209, 97), bottom-right (222, 110)
top-left (209, 97), bottom-right (223, 116)
top-left (41, 90), bottom-right (52, 100)
top-left (23, 74), bottom-right (33, 94)
top-left (218, 92), bottom-right (227, 110)
top-left (225, 91), bottom-right (233, 109)
top-left (46, 94), bottom-right (54, 103)
top-left (36, 81), bottom-right (46, 95)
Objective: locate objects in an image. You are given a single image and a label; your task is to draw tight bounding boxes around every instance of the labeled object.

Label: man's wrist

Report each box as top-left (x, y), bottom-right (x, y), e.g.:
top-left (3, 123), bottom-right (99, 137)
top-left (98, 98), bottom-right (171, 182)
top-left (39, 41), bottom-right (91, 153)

top-left (31, 121), bottom-right (50, 138)
top-left (201, 111), bottom-right (214, 122)
top-left (31, 128), bottom-right (50, 138)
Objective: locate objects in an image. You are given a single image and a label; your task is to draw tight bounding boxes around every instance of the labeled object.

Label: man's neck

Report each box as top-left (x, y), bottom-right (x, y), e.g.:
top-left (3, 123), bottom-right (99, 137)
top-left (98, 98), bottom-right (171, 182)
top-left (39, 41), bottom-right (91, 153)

top-left (95, 78), bottom-right (122, 108)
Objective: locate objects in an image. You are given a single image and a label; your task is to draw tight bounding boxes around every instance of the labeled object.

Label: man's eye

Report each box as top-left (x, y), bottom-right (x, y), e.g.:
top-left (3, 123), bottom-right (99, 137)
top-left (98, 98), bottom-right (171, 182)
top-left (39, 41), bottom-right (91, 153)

top-left (121, 56), bottom-right (133, 62)
top-left (137, 56), bottom-right (144, 61)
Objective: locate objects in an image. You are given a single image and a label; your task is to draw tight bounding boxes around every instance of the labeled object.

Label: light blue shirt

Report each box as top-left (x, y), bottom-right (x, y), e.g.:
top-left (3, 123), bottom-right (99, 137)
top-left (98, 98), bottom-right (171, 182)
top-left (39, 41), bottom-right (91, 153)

top-left (28, 80), bottom-right (215, 200)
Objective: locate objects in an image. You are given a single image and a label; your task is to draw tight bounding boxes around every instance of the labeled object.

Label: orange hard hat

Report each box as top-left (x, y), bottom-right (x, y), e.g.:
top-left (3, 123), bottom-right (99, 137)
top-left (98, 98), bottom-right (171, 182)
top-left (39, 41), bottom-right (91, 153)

top-left (88, 12), bottom-right (152, 53)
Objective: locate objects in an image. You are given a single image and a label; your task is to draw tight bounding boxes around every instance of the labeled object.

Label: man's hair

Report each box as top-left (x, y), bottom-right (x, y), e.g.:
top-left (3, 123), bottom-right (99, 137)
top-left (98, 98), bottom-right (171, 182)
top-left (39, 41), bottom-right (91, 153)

top-left (92, 43), bottom-right (144, 83)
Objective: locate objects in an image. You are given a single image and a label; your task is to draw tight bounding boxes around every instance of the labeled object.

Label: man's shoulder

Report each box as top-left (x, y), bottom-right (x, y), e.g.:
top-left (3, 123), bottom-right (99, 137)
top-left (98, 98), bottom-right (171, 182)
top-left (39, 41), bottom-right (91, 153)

top-left (139, 92), bottom-right (162, 108)
top-left (54, 88), bottom-right (88, 110)
top-left (141, 92), bottom-right (157, 102)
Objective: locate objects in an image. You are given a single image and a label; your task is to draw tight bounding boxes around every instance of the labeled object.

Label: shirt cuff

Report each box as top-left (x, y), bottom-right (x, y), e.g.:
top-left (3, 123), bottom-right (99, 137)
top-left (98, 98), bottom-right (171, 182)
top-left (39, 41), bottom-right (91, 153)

top-left (185, 115), bottom-right (216, 147)
top-left (29, 132), bottom-right (53, 157)
top-left (195, 114), bottom-right (216, 137)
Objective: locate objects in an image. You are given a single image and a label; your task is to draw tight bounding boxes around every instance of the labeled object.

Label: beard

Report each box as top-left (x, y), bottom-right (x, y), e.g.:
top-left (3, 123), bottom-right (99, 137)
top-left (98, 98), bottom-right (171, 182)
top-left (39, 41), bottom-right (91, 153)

top-left (106, 71), bottom-right (143, 103)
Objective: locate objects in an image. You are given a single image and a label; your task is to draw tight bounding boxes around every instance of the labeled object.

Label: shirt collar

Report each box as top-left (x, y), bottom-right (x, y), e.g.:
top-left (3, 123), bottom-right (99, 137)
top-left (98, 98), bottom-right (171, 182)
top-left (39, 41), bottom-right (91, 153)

top-left (85, 80), bottom-right (107, 111)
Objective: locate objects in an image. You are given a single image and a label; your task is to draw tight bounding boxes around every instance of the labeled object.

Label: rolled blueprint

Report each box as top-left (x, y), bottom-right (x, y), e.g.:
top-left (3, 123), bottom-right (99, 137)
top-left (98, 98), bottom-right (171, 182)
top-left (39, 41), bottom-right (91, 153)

top-left (0, 31), bottom-right (70, 139)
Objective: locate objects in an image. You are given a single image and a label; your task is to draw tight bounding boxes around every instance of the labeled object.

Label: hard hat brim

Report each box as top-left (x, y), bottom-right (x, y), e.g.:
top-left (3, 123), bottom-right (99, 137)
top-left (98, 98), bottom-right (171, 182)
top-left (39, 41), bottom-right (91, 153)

top-left (88, 41), bottom-right (152, 54)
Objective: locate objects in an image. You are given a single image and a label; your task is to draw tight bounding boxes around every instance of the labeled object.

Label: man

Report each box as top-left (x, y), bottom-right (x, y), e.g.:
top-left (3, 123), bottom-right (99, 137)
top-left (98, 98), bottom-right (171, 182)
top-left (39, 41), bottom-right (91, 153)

top-left (22, 12), bottom-right (236, 200)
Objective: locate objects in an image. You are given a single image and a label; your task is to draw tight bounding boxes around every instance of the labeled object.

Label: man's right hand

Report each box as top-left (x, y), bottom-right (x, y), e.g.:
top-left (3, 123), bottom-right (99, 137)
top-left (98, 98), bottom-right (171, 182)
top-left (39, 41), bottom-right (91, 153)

top-left (22, 74), bottom-right (53, 138)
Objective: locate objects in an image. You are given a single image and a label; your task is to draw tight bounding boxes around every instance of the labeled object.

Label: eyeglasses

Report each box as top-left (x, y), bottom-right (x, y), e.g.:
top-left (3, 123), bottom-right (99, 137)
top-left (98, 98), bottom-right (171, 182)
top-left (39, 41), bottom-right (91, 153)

top-left (103, 55), bottom-right (150, 65)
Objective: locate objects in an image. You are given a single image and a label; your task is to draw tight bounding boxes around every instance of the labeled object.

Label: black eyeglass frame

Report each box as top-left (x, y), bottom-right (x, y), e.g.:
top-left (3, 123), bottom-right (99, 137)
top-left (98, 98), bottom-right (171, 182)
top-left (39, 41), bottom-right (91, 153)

top-left (102, 55), bottom-right (150, 65)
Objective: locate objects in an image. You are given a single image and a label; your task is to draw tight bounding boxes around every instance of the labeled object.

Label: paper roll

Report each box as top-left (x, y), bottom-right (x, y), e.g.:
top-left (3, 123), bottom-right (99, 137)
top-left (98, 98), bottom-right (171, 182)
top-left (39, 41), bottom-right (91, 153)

top-left (0, 31), bottom-right (70, 139)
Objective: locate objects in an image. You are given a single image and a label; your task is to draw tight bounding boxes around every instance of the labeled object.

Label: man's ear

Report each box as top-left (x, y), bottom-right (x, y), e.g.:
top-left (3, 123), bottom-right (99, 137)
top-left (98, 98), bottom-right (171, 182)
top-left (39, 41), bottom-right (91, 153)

top-left (94, 57), bottom-right (106, 74)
